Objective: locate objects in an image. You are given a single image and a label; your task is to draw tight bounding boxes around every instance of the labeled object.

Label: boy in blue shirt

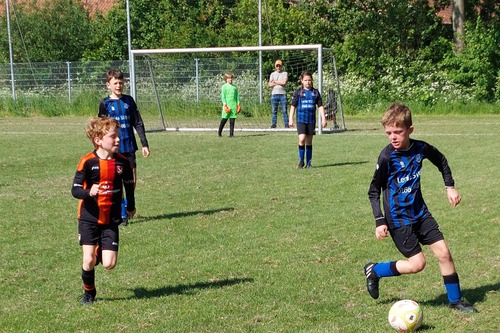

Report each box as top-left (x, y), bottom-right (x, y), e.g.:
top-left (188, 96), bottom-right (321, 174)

top-left (99, 69), bottom-right (150, 226)
top-left (365, 103), bottom-right (476, 313)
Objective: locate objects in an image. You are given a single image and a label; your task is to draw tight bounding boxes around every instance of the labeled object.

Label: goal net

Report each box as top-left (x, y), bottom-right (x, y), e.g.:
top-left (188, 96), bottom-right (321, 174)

top-left (130, 45), bottom-right (345, 133)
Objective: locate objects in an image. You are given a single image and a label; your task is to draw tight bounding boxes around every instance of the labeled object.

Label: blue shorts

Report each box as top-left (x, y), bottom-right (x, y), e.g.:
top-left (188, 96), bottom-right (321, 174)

top-left (389, 215), bottom-right (444, 258)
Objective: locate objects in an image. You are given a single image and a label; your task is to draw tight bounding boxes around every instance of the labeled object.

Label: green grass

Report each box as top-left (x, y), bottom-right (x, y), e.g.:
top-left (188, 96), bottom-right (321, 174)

top-left (0, 115), bottom-right (499, 332)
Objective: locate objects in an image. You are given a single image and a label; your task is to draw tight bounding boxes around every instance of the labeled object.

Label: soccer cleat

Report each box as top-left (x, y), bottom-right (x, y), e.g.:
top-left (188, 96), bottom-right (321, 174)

top-left (296, 161), bottom-right (305, 170)
top-left (449, 300), bottom-right (477, 313)
top-left (80, 292), bottom-right (95, 305)
top-left (364, 262), bottom-right (380, 299)
top-left (271, 124), bottom-right (277, 129)
top-left (306, 163), bottom-right (313, 168)
top-left (119, 218), bottom-right (128, 227)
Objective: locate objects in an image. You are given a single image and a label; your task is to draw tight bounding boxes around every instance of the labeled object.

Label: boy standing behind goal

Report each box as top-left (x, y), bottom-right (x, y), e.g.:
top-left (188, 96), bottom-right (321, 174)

top-left (98, 69), bottom-right (150, 226)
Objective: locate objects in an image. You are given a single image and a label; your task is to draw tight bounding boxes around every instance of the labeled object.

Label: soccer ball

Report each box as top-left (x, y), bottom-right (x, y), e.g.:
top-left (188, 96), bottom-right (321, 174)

top-left (388, 300), bottom-right (423, 332)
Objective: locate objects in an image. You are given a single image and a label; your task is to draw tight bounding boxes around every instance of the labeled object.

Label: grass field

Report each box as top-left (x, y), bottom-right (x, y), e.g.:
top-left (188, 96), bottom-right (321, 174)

top-left (0, 115), bottom-right (499, 332)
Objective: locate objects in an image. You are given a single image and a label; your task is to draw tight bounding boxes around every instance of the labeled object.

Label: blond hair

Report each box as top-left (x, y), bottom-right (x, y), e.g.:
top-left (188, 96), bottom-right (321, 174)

top-left (381, 103), bottom-right (412, 128)
top-left (86, 117), bottom-right (120, 148)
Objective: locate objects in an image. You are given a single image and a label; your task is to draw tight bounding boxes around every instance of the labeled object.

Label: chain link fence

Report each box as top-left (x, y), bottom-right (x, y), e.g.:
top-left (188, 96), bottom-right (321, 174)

top-left (0, 60), bottom-right (128, 101)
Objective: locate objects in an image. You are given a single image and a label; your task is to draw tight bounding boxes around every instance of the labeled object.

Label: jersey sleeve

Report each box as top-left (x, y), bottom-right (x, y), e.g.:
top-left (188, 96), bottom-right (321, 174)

top-left (423, 142), bottom-right (455, 187)
top-left (98, 99), bottom-right (108, 117)
top-left (129, 97), bottom-right (149, 148)
top-left (368, 150), bottom-right (389, 227)
top-left (315, 89), bottom-right (323, 107)
top-left (291, 89), bottom-right (300, 107)
top-left (71, 158), bottom-right (90, 199)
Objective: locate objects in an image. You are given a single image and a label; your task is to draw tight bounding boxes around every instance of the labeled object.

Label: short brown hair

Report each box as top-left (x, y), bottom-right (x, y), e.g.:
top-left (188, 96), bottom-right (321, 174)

top-left (86, 117), bottom-right (119, 148)
top-left (106, 69), bottom-right (124, 82)
top-left (223, 73), bottom-right (234, 81)
top-left (381, 103), bottom-right (412, 128)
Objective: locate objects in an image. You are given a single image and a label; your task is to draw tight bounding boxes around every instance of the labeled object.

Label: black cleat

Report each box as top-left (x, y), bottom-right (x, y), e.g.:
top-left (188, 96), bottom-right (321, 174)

top-left (364, 262), bottom-right (380, 299)
top-left (450, 300), bottom-right (477, 313)
top-left (80, 292), bottom-right (95, 306)
top-left (296, 161), bottom-right (305, 170)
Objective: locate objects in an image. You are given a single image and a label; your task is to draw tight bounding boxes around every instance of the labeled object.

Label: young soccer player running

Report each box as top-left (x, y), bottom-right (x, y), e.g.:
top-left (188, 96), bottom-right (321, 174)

top-left (365, 103), bottom-right (476, 313)
top-left (218, 73), bottom-right (241, 137)
top-left (72, 117), bottom-right (136, 305)
top-left (288, 70), bottom-right (327, 169)
top-left (98, 69), bottom-right (150, 226)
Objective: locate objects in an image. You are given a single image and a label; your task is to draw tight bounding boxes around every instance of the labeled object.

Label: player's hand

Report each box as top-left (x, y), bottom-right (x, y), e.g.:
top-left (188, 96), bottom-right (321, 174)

top-left (127, 209), bottom-right (136, 218)
top-left (288, 120), bottom-right (294, 127)
top-left (375, 225), bottom-right (388, 240)
top-left (142, 147), bottom-right (150, 158)
top-left (89, 184), bottom-right (100, 197)
top-left (224, 104), bottom-right (231, 114)
top-left (322, 119), bottom-right (327, 128)
top-left (236, 104), bottom-right (241, 114)
top-left (447, 188), bottom-right (461, 207)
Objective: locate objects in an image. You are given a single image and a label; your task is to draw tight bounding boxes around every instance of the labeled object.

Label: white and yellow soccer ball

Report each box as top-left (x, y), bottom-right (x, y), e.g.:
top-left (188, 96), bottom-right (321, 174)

top-left (388, 300), bottom-right (423, 332)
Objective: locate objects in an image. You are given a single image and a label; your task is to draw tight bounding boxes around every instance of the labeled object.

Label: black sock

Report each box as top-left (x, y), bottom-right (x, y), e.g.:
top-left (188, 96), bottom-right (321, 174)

top-left (82, 268), bottom-right (96, 296)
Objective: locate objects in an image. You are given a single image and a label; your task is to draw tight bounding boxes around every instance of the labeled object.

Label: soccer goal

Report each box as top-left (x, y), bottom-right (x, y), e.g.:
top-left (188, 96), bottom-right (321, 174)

top-left (130, 45), bottom-right (345, 134)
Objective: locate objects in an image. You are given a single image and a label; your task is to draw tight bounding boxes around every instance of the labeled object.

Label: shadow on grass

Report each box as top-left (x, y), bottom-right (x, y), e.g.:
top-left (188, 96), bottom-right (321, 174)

top-left (130, 277), bottom-right (254, 299)
top-left (131, 207), bottom-right (235, 224)
top-left (379, 282), bottom-right (500, 309)
top-left (314, 161), bottom-right (369, 169)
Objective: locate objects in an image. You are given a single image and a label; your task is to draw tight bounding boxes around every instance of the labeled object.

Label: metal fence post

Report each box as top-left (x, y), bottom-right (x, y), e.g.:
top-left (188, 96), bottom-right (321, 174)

top-left (67, 61), bottom-right (71, 102)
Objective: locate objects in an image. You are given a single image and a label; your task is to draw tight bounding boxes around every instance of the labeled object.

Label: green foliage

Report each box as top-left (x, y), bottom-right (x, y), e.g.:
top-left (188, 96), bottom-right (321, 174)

top-left (0, 0), bottom-right (499, 104)
top-left (442, 18), bottom-right (500, 102)
top-left (0, 0), bottom-right (92, 62)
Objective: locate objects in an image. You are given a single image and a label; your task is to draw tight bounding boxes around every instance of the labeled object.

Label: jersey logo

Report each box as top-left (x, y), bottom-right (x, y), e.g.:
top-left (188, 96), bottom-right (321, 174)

top-left (116, 166), bottom-right (123, 175)
top-left (415, 154), bottom-right (422, 163)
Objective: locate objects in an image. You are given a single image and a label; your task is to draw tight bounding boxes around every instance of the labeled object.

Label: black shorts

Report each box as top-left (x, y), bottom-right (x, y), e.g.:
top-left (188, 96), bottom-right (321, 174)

top-left (78, 220), bottom-right (119, 251)
top-left (121, 152), bottom-right (137, 169)
top-left (389, 215), bottom-right (444, 258)
top-left (296, 122), bottom-right (316, 136)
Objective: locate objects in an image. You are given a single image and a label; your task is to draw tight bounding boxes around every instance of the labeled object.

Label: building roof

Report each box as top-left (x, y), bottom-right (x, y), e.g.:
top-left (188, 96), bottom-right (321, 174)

top-left (0, 0), bottom-right (118, 17)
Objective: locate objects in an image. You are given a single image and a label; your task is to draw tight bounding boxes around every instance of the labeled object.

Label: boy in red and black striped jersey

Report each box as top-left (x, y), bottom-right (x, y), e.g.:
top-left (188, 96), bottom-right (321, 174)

top-left (72, 117), bottom-right (136, 305)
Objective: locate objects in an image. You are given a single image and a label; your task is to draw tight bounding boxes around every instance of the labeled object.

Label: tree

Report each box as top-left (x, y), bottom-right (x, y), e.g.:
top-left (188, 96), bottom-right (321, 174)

top-left (0, 0), bottom-right (92, 62)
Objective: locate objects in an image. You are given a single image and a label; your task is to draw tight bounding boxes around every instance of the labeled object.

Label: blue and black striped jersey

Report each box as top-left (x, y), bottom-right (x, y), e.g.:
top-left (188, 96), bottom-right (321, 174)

top-left (98, 94), bottom-right (149, 154)
top-left (368, 139), bottom-right (455, 229)
top-left (291, 88), bottom-right (323, 124)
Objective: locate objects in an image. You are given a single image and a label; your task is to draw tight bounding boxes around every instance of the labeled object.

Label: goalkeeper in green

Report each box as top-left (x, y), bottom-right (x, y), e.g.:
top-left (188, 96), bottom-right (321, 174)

top-left (218, 73), bottom-right (241, 137)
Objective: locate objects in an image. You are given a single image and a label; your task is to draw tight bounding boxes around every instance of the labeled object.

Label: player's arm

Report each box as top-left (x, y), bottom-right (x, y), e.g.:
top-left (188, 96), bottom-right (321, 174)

top-left (368, 153), bottom-right (389, 238)
top-left (97, 100), bottom-right (108, 117)
top-left (424, 142), bottom-right (461, 206)
top-left (72, 161), bottom-right (96, 199)
top-left (129, 99), bottom-right (150, 157)
top-left (318, 105), bottom-right (327, 128)
top-left (288, 90), bottom-right (299, 127)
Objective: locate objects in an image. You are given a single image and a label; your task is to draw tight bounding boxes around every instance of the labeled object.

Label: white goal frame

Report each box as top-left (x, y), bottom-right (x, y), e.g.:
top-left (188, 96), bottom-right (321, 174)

top-left (130, 44), bottom-right (345, 134)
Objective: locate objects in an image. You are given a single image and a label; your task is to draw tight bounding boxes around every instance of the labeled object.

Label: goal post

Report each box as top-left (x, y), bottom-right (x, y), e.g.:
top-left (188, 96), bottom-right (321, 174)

top-left (130, 44), bottom-right (345, 134)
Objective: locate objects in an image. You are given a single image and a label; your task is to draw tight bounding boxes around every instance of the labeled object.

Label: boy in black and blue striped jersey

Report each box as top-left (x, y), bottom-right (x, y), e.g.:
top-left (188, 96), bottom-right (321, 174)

top-left (365, 103), bottom-right (476, 313)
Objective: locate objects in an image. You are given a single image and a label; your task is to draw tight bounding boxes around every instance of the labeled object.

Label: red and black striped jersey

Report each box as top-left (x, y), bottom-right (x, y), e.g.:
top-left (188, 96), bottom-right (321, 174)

top-left (72, 151), bottom-right (135, 224)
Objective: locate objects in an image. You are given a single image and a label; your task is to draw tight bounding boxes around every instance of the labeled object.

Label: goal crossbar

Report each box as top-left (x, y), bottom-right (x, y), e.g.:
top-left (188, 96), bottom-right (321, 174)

top-left (129, 44), bottom-right (345, 134)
